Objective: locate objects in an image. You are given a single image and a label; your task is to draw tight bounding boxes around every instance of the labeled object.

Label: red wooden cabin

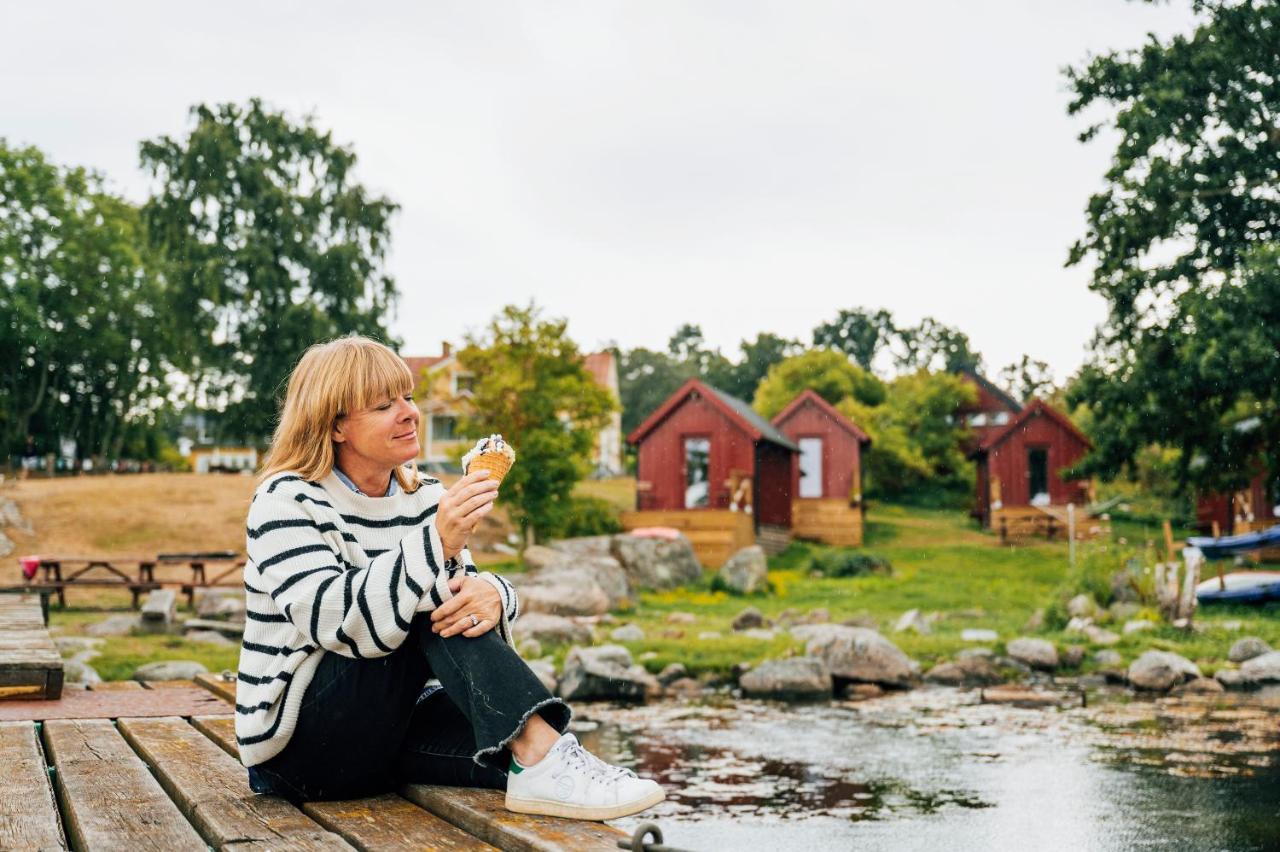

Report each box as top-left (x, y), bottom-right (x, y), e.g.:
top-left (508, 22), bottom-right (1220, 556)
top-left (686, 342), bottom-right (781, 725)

top-left (622, 378), bottom-right (799, 565)
top-left (771, 390), bottom-right (871, 546)
top-left (1197, 471), bottom-right (1277, 536)
top-left (971, 399), bottom-right (1091, 534)
top-left (954, 368), bottom-right (1023, 451)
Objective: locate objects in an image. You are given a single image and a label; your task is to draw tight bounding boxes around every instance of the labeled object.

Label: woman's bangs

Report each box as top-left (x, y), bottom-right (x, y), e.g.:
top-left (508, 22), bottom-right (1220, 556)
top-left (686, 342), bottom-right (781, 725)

top-left (346, 347), bottom-right (415, 413)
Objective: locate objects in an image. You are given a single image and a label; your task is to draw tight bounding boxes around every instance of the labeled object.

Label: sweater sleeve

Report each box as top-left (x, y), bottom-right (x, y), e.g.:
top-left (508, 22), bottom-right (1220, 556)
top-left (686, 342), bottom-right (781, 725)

top-left (245, 492), bottom-right (453, 659)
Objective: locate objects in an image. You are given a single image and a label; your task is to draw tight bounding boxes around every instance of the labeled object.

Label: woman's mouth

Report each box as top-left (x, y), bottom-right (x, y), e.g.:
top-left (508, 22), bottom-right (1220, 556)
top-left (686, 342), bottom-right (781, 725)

top-left (393, 430), bottom-right (417, 441)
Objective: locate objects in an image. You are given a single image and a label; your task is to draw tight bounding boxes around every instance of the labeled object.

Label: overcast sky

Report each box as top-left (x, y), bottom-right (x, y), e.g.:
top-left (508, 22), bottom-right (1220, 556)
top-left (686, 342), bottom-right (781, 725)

top-left (3, 1), bottom-right (1199, 381)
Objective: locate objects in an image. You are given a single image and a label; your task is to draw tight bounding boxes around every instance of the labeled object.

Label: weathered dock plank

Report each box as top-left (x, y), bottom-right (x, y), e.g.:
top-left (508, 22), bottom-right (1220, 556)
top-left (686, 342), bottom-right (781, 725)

top-left (118, 716), bottom-right (353, 851)
top-left (41, 718), bottom-right (205, 851)
top-left (0, 595), bottom-right (63, 700)
top-left (304, 794), bottom-right (498, 852)
top-left (0, 721), bottom-right (66, 851)
top-left (0, 684), bottom-right (229, 721)
top-left (401, 785), bottom-right (629, 852)
top-left (195, 670), bottom-right (238, 703)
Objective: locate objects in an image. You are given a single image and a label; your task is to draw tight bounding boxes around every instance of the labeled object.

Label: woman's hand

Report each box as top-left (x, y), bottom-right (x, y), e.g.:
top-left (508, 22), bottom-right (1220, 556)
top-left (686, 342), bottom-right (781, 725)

top-left (430, 575), bottom-right (503, 638)
top-left (436, 471), bottom-right (499, 561)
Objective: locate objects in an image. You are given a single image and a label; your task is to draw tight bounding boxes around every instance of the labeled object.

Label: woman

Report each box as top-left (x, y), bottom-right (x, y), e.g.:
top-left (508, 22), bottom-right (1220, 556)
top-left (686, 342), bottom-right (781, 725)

top-left (236, 336), bottom-right (664, 821)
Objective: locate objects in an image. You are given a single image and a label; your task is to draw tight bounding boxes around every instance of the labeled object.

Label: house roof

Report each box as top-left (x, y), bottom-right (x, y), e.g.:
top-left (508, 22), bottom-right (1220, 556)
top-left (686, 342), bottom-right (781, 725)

top-left (771, 389), bottom-right (872, 445)
top-left (972, 398), bottom-right (1092, 456)
top-left (954, 367), bottom-right (1022, 413)
top-left (403, 355), bottom-right (451, 378)
top-left (626, 377), bottom-right (800, 452)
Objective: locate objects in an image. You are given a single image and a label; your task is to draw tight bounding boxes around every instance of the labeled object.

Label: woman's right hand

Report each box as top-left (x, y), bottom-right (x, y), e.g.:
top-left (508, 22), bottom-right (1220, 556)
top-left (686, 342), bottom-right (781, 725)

top-left (436, 471), bottom-right (500, 561)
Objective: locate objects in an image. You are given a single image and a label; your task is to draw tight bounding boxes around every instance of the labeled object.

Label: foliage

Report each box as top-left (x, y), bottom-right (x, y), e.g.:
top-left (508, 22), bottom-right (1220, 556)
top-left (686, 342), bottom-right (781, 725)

top-left (997, 355), bottom-right (1056, 403)
top-left (807, 548), bottom-right (892, 578)
top-left (811, 307), bottom-right (896, 370)
top-left (752, 349), bottom-right (886, 418)
top-left (1065, 1), bottom-right (1280, 493)
top-left (892, 317), bottom-right (982, 373)
top-left (0, 141), bottom-right (175, 460)
top-left (458, 303), bottom-right (615, 545)
top-left (549, 495), bottom-right (623, 539)
top-left (140, 99), bottom-right (399, 443)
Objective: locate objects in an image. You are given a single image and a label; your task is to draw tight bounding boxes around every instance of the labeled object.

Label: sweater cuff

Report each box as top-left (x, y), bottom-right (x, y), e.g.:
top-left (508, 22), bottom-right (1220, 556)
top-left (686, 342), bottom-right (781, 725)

top-left (412, 520), bottom-right (454, 613)
top-left (476, 572), bottom-right (516, 647)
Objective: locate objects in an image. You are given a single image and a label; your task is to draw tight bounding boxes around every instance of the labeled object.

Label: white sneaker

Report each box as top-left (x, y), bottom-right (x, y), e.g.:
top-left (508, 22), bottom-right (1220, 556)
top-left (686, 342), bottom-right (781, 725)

top-left (505, 733), bottom-right (665, 821)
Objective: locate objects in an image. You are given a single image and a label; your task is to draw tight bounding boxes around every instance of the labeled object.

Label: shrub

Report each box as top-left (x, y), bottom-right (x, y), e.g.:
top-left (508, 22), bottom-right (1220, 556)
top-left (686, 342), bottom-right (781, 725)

top-left (556, 496), bottom-right (622, 539)
top-left (808, 549), bottom-right (892, 578)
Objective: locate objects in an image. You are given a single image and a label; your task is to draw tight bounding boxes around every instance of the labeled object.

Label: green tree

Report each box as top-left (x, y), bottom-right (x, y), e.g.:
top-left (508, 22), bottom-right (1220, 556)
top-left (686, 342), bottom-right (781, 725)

top-left (752, 349), bottom-right (886, 419)
top-left (720, 332), bottom-right (801, 401)
top-left (1065, 0), bottom-right (1280, 492)
top-left (998, 355), bottom-right (1055, 403)
top-left (893, 317), bottom-right (982, 373)
top-left (140, 99), bottom-right (399, 443)
top-left (812, 307), bottom-right (896, 370)
top-left (616, 346), bottom-right (689, 436)
top-left (0, 141), bottom-right (173, 460)
top-left (457, 303), bottom-right (615, 546)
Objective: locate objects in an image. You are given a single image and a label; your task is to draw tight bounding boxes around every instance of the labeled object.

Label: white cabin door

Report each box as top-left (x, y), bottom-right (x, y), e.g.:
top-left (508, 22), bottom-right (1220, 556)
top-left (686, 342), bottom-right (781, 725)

top-left (799, 437), bottom-right (824, 498)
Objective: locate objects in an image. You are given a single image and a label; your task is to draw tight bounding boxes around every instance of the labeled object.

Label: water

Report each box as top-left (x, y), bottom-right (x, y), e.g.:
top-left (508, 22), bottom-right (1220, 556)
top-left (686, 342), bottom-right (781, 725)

top-left (573, 687), bottom-right (1280, 851)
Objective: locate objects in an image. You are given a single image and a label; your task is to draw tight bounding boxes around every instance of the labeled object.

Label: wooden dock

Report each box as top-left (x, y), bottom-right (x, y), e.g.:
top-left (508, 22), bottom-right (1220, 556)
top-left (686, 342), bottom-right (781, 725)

top-left (0, 593), bottom-right (63, 701)
top-left (620, 508), bottom-right (754, 567)
top-left (0, 676), bottom-right (634, 851)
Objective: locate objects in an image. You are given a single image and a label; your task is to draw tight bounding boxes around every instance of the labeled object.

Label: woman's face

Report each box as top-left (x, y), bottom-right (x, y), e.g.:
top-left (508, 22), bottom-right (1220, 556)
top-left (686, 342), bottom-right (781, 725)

top-left (332, 391), bottom-right (420, 469)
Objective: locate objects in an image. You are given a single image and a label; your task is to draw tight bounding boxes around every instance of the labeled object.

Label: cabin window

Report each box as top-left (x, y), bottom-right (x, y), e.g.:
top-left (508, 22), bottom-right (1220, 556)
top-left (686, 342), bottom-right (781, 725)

top-left (799, 437), bottom-right (824, 498)
top-left (1028, 447), bottom-right (1049, 503)
top-left (993, 411), bottom-right (1010, 425)
top-left (431, 416), bottom-right (458, 441)
top-left (684, 437), bottom-right (710, 508)
top-left (967, 413), bottom-right (988, 427)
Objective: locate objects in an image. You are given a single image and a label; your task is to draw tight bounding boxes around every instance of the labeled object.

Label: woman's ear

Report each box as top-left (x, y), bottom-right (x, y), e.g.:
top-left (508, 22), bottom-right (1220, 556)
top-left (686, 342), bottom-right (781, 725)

top-left (331, 421), bottom-right (346, 444)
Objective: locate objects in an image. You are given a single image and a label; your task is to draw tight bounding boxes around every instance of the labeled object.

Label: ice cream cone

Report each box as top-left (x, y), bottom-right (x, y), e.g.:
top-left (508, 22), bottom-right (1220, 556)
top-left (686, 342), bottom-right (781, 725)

top-left (468, 451), bottom-right (513, 486)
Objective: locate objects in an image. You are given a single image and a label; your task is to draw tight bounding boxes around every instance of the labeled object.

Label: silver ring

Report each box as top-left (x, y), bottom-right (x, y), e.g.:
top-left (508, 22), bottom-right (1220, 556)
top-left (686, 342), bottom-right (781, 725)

top-left (469, 614), bottom-right (479, 627)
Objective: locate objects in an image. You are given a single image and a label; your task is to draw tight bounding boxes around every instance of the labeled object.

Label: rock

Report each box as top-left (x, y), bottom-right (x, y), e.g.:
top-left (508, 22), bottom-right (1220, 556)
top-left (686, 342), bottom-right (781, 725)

top-left (657, 663), bottom-right (688, 686)
top-left (790, 623), bottom-right (849, 644)
top-left (731, 607), bottom-right (766, 631)
top-left (841, 683), bottom-right (885, 700)
top-left (924, 656), bottom-right (1003, 686)
top-left (63, 659), bottom-right (101, 685)
top-left (666, 677), bottom-right (703, 697)
top-left (994, 656), bottom-right (1033, 676)
top-left (1215, 668), bottom-right (1249, 690)
top-left (961, 629), bottom-right (998, 643)
top-left (1065, 616), bottom-right (1092, 635)
top-left (805, 608), bottom-right (831, 624)
top-left (1228, 637), bottom-right (1272, 663)
top-left (609, 624), bottom-right (645, 643)
top-left (528, 556), bottom-right (632, 611)
top-left (550, 535), bottom-right (616, 560)
top-left (1006, 638), bottom-right (1059, 671)
top-left (85, 614), bottom-right (141, 637)
top-left (526, 659), bottom-right (558, 694)
top-left (610, 533), bottom-right (702, 590)
top-left (1127, 651), bottom-right (1201, 691)
top-left (1083, 626), bottom-right (1121, 646)
top-left (1108, 602), bottom-right (1141, 621)
top-left (1110, 564), bottom-right (1141, 603)
top-left (132, 660), bottom-right (209, 682)
top-left (521, 544), bottom-right (565, 572)
top-left (1172, 677), bottom-right (1224, 695)
top-left (774, 608), bottom-right (801, 627)
top-left (516, 638), bottom-right (543, 659)
top-left (666, 612), bottom-right (696, 625)
top-left (139, 589), bottom-right (177, 633)
top-left (1067, 594), bottom-right (1098, 619)
top-left (511, 613), bottom-right (592, 646)
top-left (514, 579), bottom-right (610, 617)
top-left (1094, 650), bottom-right (1123, 667)
top-left (740, 628), bottom-right (777, 641)
top-left (957, 647), bottom-right (994, 660)
top-left (804, 626), bottom-right (916, 688)
top-left (179, 618), bottom-right (243, 636)
top-left (841, 614), bottom-right (879, 630)
top-left (183, 629), bottom-right (235, 646)
top-left (1061, 646), bottom-right (1086, 667)
top-left (54, 637), bottom-right (104, 656)
top-left (1122, 620), bottom-right (1157, 636)
top-left (894, 609), bottom-right (931, 635)
top-left (739, 657), bottom-right (833, 700)
top-left (557, 645), bottom-right (660, 702)
top-left (194, 588), bottom-right (246, 621)
top-left (980, 686), bottom-right (1061, 707)
top-left (1239, 650), bottom-right (1280, 684)
top-left (717, 545), bottom-right (769, 594)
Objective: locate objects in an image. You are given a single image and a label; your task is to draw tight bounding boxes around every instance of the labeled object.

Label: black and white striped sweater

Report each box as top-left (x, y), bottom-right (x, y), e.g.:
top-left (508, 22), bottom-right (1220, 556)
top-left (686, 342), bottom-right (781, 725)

top-left (234, 470), bottom-right (519, 767)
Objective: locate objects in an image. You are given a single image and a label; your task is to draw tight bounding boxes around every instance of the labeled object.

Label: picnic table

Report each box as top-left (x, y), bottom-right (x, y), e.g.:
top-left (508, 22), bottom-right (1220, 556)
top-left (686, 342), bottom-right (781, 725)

top-left (14, 552), bottom-right (246, 609)
top-left (0, 674), bottom-right (639, 851)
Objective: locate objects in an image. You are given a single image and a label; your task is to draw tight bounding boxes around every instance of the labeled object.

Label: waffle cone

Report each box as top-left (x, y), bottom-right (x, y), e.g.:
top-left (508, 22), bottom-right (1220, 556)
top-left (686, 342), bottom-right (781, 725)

top-left (468, 452), bottom-right (513, 485)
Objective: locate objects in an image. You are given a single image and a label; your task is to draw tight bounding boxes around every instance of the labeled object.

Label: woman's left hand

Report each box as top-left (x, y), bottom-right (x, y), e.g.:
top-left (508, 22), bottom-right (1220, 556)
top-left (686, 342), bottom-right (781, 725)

top-left (430, 575), bottom-right (503, 638)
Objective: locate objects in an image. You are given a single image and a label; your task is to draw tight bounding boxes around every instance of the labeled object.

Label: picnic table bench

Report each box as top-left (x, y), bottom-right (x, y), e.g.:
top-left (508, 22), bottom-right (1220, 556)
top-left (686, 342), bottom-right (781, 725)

top-left (0, 593), bottom-right (62, 701)
top-left (13, 552), bottom-right (246, 609)
top-left (0, 674), bottom-right (640, 851)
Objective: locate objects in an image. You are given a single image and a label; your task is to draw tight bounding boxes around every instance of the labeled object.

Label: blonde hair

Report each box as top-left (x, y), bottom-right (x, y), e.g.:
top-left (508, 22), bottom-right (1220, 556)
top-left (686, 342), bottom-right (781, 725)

top-left (258, 336), bottom-right (421, 493)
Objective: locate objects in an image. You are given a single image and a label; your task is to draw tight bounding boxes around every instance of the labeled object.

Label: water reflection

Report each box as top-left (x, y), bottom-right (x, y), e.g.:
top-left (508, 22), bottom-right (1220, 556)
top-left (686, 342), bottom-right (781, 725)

top-left (574, 688), bottom-right (1280, 851)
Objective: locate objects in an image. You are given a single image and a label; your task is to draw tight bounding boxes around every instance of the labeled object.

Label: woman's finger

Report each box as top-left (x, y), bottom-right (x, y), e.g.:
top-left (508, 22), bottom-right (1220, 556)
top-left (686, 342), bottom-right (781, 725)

top-left (462, 618), bottom-right (492, 638)
top-left (456, 490), bottom-right (498, 517)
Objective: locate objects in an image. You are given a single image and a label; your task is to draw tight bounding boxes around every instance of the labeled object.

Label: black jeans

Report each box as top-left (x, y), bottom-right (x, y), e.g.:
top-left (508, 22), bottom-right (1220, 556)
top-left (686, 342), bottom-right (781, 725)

top-left (247, 612), bottom-right (570, 802)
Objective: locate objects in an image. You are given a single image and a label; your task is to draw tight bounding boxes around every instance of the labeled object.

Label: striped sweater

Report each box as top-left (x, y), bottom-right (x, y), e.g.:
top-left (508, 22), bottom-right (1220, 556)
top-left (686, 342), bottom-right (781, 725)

top-left (234, 470), bottom-right (519, 768)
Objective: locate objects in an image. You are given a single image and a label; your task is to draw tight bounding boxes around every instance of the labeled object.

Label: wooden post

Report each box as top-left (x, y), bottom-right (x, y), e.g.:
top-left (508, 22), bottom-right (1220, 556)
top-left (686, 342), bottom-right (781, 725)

top-left (1162, 519), bottom-right (1176, 565)
top-left (1179, 547), bottom-right (1201, 627)
top-left (1067, 503), bottom-right (1076, 570)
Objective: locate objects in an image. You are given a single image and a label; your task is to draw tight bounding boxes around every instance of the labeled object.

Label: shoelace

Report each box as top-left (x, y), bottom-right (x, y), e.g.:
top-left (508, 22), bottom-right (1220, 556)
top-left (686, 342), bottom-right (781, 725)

top-left (560, 737), bottom-right (636, 783)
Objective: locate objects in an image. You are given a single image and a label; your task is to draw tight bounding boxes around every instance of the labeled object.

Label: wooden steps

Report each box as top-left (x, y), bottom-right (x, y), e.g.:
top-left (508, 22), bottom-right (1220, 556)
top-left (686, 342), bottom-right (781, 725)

top-left (620, 508), bottom-right (755, 567)
top-left (791, 499), bottom-right (864, 547)
top-left (0, 593), bottom-right (63, 701)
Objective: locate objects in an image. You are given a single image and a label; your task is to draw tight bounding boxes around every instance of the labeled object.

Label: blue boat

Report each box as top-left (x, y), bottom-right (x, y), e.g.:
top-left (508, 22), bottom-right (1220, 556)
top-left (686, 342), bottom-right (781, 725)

top-left (1188, 524), bottom-right (1280, 560)
top-left (1195, 571), bottom-right (1280, 605)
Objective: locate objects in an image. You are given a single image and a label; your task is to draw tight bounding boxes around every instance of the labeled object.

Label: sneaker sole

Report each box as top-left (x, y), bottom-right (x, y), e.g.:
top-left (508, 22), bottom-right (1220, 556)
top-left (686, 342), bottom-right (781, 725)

top-left (505, 787), bottom-right (666, 821)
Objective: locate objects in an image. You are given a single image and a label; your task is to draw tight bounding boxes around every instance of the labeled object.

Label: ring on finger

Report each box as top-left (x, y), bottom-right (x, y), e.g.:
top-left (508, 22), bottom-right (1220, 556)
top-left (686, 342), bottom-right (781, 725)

top-left (468, 614), bottom-right (479, 627)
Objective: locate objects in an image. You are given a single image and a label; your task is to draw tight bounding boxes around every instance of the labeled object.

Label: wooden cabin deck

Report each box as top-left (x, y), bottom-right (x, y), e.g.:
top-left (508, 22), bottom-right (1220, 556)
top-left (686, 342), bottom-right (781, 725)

top-left (0, 673), bottom-right (632, 851)
top-left (790, 499), bottom-right (863, 548)
top-left (990, 505), bottom-right (1108, 543)
top-left (620, 508), bottom-right (754, 568)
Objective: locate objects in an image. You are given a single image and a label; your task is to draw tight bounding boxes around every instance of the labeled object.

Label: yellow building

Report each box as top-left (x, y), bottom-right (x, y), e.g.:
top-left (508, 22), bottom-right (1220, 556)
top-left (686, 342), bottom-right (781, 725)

top-left (405, 343), bottom-right (623, 476)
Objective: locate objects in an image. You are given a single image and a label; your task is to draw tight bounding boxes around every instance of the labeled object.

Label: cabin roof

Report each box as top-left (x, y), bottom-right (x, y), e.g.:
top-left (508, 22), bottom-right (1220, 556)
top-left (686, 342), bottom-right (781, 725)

top-left (627, 377), bottom-right (799, 451)
top-left (954, 367), bottom-right (1023, 413)
top-left (972, 398), bottom-right (1092, 456)
top-left (771, 389), bottom-right (871, 444)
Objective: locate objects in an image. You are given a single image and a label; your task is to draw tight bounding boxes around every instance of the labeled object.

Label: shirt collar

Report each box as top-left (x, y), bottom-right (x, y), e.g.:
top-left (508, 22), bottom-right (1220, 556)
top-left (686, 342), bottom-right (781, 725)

top-left (333, 466), bottom-right (399, 497)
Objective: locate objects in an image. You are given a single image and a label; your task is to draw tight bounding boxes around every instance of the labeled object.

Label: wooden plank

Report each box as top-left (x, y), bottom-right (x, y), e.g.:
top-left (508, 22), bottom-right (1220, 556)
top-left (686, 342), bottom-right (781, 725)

top-left (0, 685), bottom-right (229, 721)
top-left (195, 671), bottom-right (237, 704)
top-left (42, 718), bottom-right (206, 851)
top-left (0, 595), bottom-right (63, 700)
top-left (118, 717), bottom-right (354, 851)
top-left (191, 713), bottom-right (238, 758)
top-left (304, 795), bottom-right (498, 852)
top-left (89, 680), bottom-right (146, 691)
top-left (0, 721), bottom-right (66, 851)
top-left (402, 785), bottom-right (628, 852)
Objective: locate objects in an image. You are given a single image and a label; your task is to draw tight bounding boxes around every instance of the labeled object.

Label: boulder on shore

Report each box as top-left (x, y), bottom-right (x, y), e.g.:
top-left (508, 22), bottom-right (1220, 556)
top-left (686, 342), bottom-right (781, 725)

top-left (732, 607), bottom-right (767, 631)
top-left (510, 613), bottom-right (592, 646)
top-left (557, 645), bottom-right (660, 702)
top-left (1228, 637), bottom-right (1272, 663)
top-left (804, 626), bottom-right (916, 688)
top-left (1239, 650), bottom-right (1280, 684)
top-left (717, 546), bottom-right (769, 594)
top-left (609, 534), bottom-right (702, 590)
top-left (739, 657), bottom-right (833, 700)
top-left (924, 655), bottom-right (1003, 687)
top-left (1005, 638), bottom-right (1059, 671)
top-left (132, 660), bottom-right (208, 682)
top-left (1127, 650), bottom-right (1200, 691)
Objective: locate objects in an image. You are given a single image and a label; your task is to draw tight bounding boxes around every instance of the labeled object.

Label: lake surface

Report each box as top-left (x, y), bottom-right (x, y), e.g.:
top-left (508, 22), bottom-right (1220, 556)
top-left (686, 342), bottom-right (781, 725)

top-left (575, 686), bottom-right (1280, 851)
